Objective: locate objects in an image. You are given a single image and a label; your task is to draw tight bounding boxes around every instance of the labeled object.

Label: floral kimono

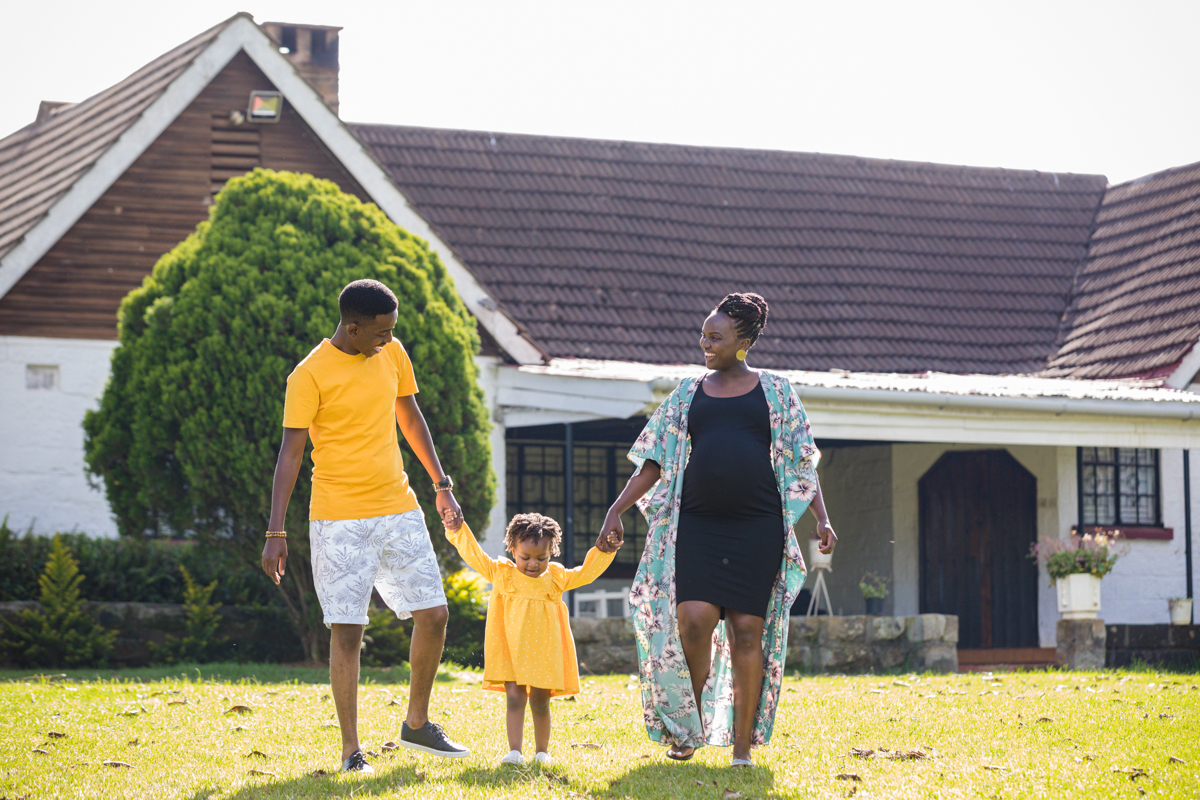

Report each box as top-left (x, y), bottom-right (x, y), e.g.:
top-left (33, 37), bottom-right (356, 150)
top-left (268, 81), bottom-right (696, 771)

top-left (627, 370), bottom-right (820, 749)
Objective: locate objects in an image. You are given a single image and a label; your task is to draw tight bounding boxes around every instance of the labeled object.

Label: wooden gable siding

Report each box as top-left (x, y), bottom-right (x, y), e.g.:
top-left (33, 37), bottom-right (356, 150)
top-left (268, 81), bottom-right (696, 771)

top-left (0, 52), bottom-right (367, 340)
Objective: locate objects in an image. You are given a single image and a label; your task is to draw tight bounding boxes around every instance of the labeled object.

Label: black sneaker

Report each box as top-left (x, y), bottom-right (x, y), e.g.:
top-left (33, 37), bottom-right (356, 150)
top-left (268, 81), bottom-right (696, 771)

top-left (340, 749), bottom-right (374, 773)
top-left (397, 720), bottom-right (471, 758)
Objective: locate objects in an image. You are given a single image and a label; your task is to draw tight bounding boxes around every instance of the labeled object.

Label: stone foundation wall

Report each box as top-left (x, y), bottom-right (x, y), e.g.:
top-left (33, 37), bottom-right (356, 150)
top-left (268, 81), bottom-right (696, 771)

top-left (787, 614), bottom-right (958, 673)
top-left (571, 614), bottom-right (959, 676)
top-left (1106, 624), bottom-right (1200, 670)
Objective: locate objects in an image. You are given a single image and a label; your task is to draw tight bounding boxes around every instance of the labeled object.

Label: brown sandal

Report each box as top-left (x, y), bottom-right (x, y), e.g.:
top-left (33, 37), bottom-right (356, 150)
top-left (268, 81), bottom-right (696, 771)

top-left (666, 745), bottom-right (695, 761)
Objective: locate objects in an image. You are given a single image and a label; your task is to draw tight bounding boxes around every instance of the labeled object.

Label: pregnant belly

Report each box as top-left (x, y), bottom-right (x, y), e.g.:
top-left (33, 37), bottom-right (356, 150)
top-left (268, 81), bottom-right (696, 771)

top-left (680, 443), bottom-right (780, 518)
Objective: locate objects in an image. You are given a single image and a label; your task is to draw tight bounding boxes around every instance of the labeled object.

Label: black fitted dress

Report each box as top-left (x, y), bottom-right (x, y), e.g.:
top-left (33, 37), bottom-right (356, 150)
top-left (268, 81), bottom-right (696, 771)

top-left (675, 380), bottom-right (784, 618)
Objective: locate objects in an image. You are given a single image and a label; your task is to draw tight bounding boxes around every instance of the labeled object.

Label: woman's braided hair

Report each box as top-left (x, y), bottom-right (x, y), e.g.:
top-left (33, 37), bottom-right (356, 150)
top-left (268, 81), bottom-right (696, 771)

top-left (714, 292), bottom-right (769, 346)
top-left (504, 512), bottom-right (563, 556)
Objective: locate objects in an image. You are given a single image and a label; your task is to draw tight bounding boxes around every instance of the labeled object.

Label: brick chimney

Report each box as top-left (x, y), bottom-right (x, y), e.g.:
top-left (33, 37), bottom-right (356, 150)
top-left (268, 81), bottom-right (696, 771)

top-left (261, 22), bottom-right (341, 115)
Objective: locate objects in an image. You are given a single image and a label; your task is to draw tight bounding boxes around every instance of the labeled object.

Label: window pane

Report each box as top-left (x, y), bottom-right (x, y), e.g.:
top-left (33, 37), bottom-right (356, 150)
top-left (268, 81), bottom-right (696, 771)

top-left (1083, 495), bottom-right (1096, 525)
top-left (1096, 465), bottom-right (1115, 497)
top-left (606, 598), bottom-right (625, 618)
top-left (1139, 466), bottom-right (1156, 496)
top-left (1081, 447), bottom-right (1097, 463)
top-left (1096, 447), bottom-right (1115, 464)
top-left (1083, 465), bottom-right (1095, 494)
top-left (1118, 447), bottom-right (1136, 466)
top-left (1138, 496), bottom-right (1156, 525)
top-left (1120, 492), bottom-right (1137, 523)
top-left (1119, 463), bottom-right (1137, 496)
top-left (1096, 494), bottom-right (1115, 525)
top-left (1137, 448), bottom-right (1155, 464)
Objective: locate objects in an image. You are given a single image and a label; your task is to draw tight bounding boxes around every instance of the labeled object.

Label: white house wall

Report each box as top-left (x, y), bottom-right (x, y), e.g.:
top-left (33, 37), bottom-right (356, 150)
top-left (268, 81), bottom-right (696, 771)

top-left (1098, 448), bottom-right (1194, 627)
top-left (0, 335), bottom-right (119, 538)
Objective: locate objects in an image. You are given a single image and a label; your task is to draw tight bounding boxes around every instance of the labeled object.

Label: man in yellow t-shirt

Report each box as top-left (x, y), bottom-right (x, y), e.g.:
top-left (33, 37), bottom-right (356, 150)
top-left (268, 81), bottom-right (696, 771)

top-left (261, 279), bottom-right (470, 773)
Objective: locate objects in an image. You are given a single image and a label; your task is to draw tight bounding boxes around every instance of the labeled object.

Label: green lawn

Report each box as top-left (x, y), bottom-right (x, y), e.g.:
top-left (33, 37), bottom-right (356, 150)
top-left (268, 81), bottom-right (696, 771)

top-left (1, 665), bottom-right (1198, 799)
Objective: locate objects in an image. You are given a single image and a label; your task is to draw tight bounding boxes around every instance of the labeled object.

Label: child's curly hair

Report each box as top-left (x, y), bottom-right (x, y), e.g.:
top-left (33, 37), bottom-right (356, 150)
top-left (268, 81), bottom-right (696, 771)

top-left (504, 512), bottom-right (562, 556)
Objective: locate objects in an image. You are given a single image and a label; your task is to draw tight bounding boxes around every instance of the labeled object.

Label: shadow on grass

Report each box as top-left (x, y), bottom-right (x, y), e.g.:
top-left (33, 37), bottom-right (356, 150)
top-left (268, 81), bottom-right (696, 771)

top-left (595, 760), bottom-right (777, 799)
top-left (184, 763), bottom-right (432, 800)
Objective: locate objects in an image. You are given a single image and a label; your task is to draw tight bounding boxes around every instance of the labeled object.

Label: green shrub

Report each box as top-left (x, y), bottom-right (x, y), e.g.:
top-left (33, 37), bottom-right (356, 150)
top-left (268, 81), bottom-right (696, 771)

top-left (361, 570), bottom-right (487, 669)
top-left (0, 519), bottom-right (274, 606)
top-left (2, 536), bottom-right (116, 668)
top-left (81, 169), bottom-right (494, 661)
top-left (150, 566), bottom-right (230, 664)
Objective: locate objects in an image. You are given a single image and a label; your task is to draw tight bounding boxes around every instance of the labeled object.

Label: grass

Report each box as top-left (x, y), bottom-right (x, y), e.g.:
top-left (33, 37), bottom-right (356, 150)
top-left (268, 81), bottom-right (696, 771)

top-left (1, 665), bottom-right (1198, 799)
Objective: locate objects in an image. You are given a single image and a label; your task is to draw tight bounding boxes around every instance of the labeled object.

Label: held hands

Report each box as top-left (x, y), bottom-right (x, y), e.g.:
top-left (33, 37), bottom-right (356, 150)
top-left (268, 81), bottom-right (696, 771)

top-left (596, 508), bottom-right (625, 553)
top-left (816, 519), bottom-right (838, 555)
top-left (437, 490), bottom-right (464, 531)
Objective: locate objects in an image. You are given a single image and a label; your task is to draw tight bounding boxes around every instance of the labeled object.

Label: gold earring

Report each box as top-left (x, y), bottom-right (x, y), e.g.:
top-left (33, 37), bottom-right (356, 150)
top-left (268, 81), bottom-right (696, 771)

top-left (736, 349), bottom-right (747, 361)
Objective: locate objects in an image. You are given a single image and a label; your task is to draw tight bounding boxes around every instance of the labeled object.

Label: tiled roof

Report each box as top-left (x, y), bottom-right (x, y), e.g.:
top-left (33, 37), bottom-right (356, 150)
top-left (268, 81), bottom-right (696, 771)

top-left (1044, 160), bottom-right (1200, 379)
top-left (352, 124), bottom-right (1108, 373)
top-left (0, 17), bottom-right (233, 261)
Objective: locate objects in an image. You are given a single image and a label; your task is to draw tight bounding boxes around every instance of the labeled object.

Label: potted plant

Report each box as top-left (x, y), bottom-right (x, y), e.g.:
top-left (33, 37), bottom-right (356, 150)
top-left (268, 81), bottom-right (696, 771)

top-left (859, 572), bottom-right (888, 616)
top-left (1030, 533), bottom-right (1123, 619)
top-left (1168, 597), bottom-right (1193, 626)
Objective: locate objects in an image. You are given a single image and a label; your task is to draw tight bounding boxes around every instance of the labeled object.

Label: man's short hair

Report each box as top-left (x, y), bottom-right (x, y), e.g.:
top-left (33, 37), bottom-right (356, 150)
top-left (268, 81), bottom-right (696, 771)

top-left (339, 279), bottom-right (398, 324)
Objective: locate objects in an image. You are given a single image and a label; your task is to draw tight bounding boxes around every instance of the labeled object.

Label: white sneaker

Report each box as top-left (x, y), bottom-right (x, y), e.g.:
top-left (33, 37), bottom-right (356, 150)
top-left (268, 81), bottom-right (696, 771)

top-left (500, 750), bottom-right (524, 765)
top-left (535, 751), bottom-right (552, 765)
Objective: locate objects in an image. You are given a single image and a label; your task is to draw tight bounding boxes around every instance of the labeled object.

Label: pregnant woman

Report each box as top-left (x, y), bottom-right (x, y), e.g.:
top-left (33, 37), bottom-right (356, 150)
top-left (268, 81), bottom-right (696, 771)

top-left (600, 293), bottom-right (835, 766)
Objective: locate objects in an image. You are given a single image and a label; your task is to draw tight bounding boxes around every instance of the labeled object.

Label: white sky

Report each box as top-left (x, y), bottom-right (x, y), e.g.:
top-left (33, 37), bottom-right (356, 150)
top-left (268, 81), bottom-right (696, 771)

top-left (5, 0), bottom-right (1199, 184)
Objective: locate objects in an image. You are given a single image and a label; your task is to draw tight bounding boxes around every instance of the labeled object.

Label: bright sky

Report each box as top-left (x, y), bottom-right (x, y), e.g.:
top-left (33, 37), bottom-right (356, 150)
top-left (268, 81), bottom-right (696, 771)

top-left (5, 0), bottom-right (1199, 185)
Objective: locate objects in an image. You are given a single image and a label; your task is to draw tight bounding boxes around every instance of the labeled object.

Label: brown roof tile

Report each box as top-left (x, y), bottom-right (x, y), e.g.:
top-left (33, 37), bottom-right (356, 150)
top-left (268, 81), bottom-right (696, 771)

top-left (0, 18), bottom-right (232, 260)
top-left (1044, 161), bottom-right (1200, 379)
top-left (352, 124), bottom-right (1106, 373)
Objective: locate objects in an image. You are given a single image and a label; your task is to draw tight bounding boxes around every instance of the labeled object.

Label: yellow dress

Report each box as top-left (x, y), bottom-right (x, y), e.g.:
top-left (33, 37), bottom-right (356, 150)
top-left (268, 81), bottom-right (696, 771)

top-left (446, 523), bottom-right (615, 696)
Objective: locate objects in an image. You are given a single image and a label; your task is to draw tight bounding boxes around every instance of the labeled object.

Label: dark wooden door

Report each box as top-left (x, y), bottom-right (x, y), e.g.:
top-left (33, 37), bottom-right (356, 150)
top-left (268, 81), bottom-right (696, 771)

top-left (919, 450), bottom-right (1038, 649)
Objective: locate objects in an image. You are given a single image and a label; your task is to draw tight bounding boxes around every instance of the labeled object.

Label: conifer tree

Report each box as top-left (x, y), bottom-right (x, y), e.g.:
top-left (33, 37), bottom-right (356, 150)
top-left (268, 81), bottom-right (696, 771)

top-left (83, 169), bottom-right (494, 661)
top-left (151, 565), bottom-right (228, 664)
top-left (2, 536), bottom-right (116, 667)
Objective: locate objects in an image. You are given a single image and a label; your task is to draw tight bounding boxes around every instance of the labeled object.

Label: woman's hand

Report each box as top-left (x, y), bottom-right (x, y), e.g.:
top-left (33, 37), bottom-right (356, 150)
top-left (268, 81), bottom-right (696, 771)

top-left (816, 519), bottom-right (837, 554)
top-left (599, 508), bottom-right (625, 551)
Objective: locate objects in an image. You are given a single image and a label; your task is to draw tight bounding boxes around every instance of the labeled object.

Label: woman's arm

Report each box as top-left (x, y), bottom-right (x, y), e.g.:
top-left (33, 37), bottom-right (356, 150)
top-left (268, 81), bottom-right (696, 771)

top-left (807, 476), bottom-right (837, 554)
top-left (597, 460), bottom-right (661, 548)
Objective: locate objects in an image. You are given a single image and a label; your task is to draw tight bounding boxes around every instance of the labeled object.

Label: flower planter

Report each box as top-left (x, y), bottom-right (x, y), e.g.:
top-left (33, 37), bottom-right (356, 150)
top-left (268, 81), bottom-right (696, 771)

top-left (864, 597), bottom-right (883, 615)
top-left (1168, 598), bottom-right (1193, 626)
top-left (1056, 573), bottom-right (1102, 619)
top-left (808, 539), bottom-right (832, 571)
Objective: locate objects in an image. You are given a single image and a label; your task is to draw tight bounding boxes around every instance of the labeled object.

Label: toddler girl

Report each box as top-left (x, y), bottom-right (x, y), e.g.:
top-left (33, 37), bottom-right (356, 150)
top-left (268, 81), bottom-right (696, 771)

top-left (444, 513), bottom-right (621, 765)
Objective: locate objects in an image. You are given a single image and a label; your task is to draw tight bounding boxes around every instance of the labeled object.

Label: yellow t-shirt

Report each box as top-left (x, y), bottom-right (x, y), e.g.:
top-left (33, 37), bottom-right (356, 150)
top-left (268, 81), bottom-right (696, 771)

top-left (283, 339), bottom-right (421, 521)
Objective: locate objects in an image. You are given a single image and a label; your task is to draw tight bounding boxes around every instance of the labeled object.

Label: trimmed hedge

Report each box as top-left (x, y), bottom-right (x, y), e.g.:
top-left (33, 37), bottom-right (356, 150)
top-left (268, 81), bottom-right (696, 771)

top-left (0, 522), bottom-right (276, 607)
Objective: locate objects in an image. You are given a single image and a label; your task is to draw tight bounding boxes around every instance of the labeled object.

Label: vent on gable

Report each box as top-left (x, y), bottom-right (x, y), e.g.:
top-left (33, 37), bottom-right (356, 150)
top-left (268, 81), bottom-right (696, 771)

top-left (211, 112), bottom-right (261, 194)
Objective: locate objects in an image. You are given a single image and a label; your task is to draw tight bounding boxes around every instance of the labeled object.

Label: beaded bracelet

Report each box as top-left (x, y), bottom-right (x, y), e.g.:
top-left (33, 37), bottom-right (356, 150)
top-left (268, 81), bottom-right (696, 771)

top-left (264, 531), bottom-right (287, 538)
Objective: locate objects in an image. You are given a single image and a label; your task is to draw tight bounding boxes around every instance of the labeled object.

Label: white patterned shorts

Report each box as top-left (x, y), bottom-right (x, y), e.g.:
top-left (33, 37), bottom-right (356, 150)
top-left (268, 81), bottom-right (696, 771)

top-left (310, 509), bottom-right (447, 626)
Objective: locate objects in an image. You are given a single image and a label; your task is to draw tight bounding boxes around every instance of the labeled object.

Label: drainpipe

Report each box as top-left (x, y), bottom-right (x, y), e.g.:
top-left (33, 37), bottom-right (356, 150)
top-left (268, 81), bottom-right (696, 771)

top-left (564, 422), bottom-right (575, 615)
top-left (1185, 450), bottom-right (1194, 603)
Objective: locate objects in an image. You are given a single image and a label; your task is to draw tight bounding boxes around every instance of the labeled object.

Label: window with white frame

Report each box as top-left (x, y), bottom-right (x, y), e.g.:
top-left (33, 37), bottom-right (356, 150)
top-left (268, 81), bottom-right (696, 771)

top-left (1078, 447), bottom-right (1160, 527)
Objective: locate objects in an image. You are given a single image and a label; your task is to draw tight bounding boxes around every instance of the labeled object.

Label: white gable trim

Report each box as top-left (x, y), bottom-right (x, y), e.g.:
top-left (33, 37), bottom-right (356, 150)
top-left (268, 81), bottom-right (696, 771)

top-left (1166, 342), bottom-right (1200, 389)
top-left (0, 15), bottom-right (545, 365)
top-left (0, 23), bottom-right (245, 301)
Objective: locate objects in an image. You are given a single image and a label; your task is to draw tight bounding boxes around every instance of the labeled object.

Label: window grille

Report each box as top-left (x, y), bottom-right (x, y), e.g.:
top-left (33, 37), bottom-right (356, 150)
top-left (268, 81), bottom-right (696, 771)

top-left (1078, 447), bottom-right (1159, 527)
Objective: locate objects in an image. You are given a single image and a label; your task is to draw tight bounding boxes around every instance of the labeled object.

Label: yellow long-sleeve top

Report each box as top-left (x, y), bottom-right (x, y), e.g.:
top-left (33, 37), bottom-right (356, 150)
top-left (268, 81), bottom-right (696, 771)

top-left (446, 523), bottom-right (616, 696)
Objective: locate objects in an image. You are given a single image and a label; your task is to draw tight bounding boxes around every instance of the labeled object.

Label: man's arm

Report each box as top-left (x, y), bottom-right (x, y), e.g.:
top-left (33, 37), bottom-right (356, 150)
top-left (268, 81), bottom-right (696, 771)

top-left (261, 427), bottom-right (309, 584)
top-left (395, 396), bottom-right (462, 530)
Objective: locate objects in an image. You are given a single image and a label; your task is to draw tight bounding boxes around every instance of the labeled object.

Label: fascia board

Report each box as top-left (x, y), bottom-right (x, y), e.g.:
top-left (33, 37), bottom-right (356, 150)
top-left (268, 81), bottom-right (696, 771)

top-left (235, 23), bottom-right (546, 365)
top-left (0, 24), bottom-right (246, 300)
top-left (1165, 342), bottom-right (1200, 390)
